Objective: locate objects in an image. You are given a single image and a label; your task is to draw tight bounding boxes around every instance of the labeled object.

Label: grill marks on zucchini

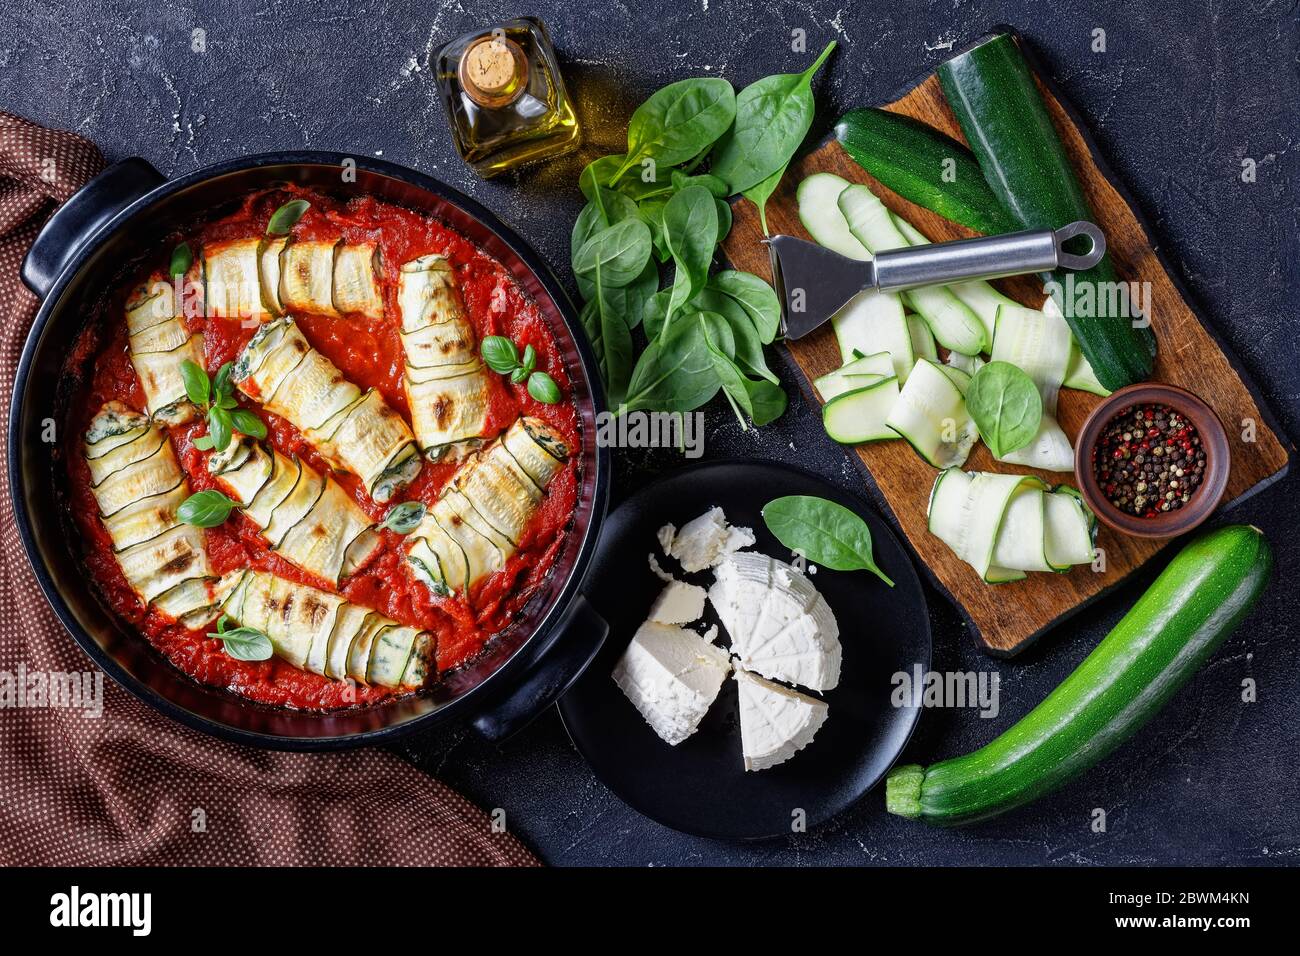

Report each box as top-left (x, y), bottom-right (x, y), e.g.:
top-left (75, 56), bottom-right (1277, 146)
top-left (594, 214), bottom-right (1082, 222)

top-left (201, 236), bottom-right (383, 321)
top-left (219, 570), bottom-right (433, 689)
top-left (397, 255), bottom-right (491, 462)
top-left (232, 317), bottom-right (419, 503)
top-left (405, 416), bottom-right (568, 598)
top-left (208, 436), bottom-right (381, 585)
top-left (124, 282), bottom-right (204, 426)
top-left (82, 402), bottom-right (225, 626)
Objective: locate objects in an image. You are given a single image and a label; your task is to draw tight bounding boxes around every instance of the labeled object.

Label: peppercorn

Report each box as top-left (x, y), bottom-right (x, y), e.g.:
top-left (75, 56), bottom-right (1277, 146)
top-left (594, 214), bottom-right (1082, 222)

top-left (1091, 403), bottom-right (1206, 517)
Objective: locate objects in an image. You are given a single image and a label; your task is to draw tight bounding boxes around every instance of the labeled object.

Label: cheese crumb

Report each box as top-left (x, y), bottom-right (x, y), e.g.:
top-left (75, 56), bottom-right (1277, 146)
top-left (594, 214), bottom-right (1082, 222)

top-left (659, 507), bottom-right (755, 572)
top-left (648, 580), bottom-right (707, 625)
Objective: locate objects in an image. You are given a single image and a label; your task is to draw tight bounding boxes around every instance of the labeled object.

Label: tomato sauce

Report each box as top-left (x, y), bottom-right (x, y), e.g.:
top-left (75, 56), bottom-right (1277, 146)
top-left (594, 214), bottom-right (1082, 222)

top-left (62, 186), bottom-right (581, 710)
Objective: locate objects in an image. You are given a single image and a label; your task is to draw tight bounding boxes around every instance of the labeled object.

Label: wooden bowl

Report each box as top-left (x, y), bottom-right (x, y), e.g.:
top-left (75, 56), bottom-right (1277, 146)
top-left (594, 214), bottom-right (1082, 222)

top-left (1074, 383), bottom-right (1231, 540)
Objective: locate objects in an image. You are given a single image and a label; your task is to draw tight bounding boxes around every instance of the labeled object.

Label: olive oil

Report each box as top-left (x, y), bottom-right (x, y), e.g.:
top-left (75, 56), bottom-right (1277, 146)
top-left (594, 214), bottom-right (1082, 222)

top-left (435, 17), bottom-right (580, 177)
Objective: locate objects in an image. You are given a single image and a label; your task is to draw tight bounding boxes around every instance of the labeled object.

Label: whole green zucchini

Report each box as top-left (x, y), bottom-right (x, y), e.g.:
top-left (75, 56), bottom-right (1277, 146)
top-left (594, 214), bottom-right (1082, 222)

top-left (887, 524), bottom-right (1273, 826)
top-left (834, 108), bottom-right (1018, 237)
top-left (936, 32), bottom-right (1156, 391)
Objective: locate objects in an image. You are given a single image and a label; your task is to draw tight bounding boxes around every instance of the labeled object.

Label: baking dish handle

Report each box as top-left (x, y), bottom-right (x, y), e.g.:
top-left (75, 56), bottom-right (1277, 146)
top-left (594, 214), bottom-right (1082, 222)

top-left (471, 592), bottom-right (609, 742)
top-left (21, 157), bottom-right (165, 299)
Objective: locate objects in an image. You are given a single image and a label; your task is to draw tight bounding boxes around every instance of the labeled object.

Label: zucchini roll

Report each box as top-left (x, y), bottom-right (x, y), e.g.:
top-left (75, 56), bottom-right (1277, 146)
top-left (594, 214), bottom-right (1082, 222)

top-left (208, 436), bottom-right (381, 585)
top-left (232, 317), bottom-right (421, 502)
top-left (398, 254), bottom-right (489, 461)
top-left (279, 238), bottom-right (341, 317)
top-left (203, 238), bottom-right (267, 321)
top-left (221, 569), bottom-right (433, 689)
top-left (125, 281), bottom-right (204, 426)
top-left (406, 416), bottom-right (568, 596)
top-left (333, 242), bottom-right (384, 318)
top-left (83, 402), bottom-right (231, 626)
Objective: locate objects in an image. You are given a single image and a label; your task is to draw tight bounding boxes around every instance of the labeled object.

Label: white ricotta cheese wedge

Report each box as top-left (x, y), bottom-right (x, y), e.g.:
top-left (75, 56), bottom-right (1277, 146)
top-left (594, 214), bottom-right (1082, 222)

top-left (648, 580), bottom-right (707, 625)
top-left (658, 507), bottom-right (755, 573)
top-left (612, 622), bottom-right (732, 746)
top-left (710, 552), bottom-right (842, 691)
top-left (734, 669), bottom-right (829, 771)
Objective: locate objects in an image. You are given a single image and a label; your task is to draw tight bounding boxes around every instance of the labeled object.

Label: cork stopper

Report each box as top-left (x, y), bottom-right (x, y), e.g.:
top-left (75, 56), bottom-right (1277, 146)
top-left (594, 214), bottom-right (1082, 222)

top-left (459, 33), bottom-right (527, 108)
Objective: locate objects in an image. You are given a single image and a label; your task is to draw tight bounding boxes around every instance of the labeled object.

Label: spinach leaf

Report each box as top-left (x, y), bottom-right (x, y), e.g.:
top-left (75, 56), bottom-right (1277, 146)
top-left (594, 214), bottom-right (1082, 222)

top-left (637, 198), bottom-right (672, 262)
top-left (623, 312), bottom-right (732, 414)
top-left (715, 198), bottom-right (733, 243)
top-left (701, 316), bottom-right (787, 427)
top-left (613, 78), bottom-right (737, 183)
top-left (671, 170), bottom-right (729, 198)
top-left (585, 284), bottom-right (635, 407)
top-left (706, 270), bottom-right (781, 344)
top-left (965, 360), bottom-right (1042, 457)
top-left (689, 286), bottom-right (778, 384)
top-left (661, 185), bottom-right (719, 325)
top-left (710, 41), bottom-right (835, 193)
top-left (742, 160), bottom-right (788, 235)
top-left (572, 192), bottom-right (640, 299)
top-left (762, 494), bottom-right (894, 586)
top-left (573, 218), bottom-right (653, 288)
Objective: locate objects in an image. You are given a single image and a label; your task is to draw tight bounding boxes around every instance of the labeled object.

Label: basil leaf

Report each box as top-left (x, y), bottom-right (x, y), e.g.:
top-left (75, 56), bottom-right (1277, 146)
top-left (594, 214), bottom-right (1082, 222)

top-left (573, 218), bottom-right (653, 288)
top-left (510, 366), bottom-right (529, 384)
top-left (661, 185), bottom-right (719, 324)
top-left (266, 199), bottom-right (310, 236)
top-left (212, 361), bottom-right (234, 400)
top-left (178, 489), bottom-right (237, 528)
top-left (705, 270), bottom-right (781, 345)
top-left (742, 161), bottom-right (788, 236)
top-left (192, 434), bottom-right (216, 451)
top-left (481, 335), bottom-right (521, 374)
top-left (527, 371), bottom-right (562, 404)
top-left (623, 311), bottom-right (730, 414)
top-left (965, 360), bottom-right (1043, 458)
top-left (381, 501), bottom-right (426, 534)
top-left (209, 406), bottom-right (234, 452)
top-left (180, 359), bottom-right (210, 407)
top-left (521, 344), bottom-right (537, 374)
top-left (207, 624), bottom-right (273, 662)
top-left (229, 408), bottom-right (267, 439)
top-left (762, 494), bottom-right (894, 586)
top-left (613, 78), bottom-right (737, 181)
top-left (169, 242), bottom-right (193, 278)
top-left (711, 41), bottom-right (835, 194)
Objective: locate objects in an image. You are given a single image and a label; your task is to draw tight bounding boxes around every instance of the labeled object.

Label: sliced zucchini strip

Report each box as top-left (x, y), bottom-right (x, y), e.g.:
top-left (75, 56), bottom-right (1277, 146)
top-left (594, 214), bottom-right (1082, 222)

top-left (82, 402), bottom-right (220, 624)
top-left (125, 280), bottom-right (203, 425)
top-left (405, 416), bottom-right (568, 597)
top-left (991, 302), bottom-right (1075, 473)
top-left (928, 468), bottom-right (1096, 582)
top-left (209, 439), bottom-right (381, 585)
top-left (232, 317), bottom-right (419, 502)
top-left (397, 254), bottom-right (489, 461)
top-left (885, 358), bottom-right (978, 469)
top-left (203, 238), bottom-right (266, 321)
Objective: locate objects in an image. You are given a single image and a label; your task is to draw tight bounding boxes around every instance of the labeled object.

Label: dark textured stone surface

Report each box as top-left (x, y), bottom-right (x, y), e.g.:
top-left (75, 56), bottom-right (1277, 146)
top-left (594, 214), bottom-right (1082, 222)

top-left (3, 0), bottom-right (1296, 865)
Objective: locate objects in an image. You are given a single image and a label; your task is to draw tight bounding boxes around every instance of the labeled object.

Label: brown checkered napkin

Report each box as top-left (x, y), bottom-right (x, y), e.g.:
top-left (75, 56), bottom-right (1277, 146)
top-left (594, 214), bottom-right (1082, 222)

top-left (0, 110), bottom-right (539, 867)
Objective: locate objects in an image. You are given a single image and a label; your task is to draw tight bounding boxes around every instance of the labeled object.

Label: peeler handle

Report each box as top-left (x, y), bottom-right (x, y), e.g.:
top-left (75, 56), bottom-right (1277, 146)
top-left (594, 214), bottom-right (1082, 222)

top-left (872, 221), bottom-right (1105, 293)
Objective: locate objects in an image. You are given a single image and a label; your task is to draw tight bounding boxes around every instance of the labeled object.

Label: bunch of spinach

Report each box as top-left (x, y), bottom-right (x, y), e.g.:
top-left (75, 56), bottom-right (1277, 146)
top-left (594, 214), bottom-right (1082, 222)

top-left (569, 41), bottom-right (836, 429)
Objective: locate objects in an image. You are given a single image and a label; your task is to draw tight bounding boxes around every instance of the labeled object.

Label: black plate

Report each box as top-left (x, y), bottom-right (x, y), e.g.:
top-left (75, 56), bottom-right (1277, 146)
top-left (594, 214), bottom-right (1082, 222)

top-left (558, 460), bottom-right (931, 840)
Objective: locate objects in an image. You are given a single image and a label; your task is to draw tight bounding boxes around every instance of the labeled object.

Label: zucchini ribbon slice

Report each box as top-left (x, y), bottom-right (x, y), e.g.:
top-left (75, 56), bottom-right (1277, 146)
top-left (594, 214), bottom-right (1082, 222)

top-left (125, 281), bottom-right (205, 426)
top-left (208, 436), bottom-right (382, 585)
top-left (232, 317), bottom-right (420, 503)
top-left (397, 254), bottom-right (490, 462)
top-left (83, 402), bottom-right (232, 625)
top-left (220, 569), bottom-right (433, 689)
top-left (203, 237), bottom-right (383, 321)
top-left (405, 416), bottom-right (568, 597)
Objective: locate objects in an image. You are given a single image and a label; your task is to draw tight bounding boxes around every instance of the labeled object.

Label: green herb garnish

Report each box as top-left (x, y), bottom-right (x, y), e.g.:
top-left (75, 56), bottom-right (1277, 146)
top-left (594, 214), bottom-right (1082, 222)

top-left (180, 359), bottom-right (266, 453)
top-left (266, 199), bottom-right (310, 236)
top-left (480, 336), bottom-right (563, 404)
top-left (169, 242), bottom-right (193, 279)
top-left (207, 614), bottom-right (273, 661)
top-left (178, 489), bottom-right (238, 528)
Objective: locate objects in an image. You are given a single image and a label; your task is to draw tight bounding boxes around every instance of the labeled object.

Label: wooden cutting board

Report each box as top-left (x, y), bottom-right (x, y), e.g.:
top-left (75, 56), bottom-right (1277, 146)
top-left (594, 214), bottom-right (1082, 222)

top-left (721, 39), bottom-right (1291, 656)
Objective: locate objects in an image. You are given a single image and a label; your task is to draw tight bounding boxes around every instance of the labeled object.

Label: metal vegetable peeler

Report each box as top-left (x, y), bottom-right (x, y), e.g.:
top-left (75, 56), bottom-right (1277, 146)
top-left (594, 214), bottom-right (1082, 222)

top-left (766, 221), bottom-right (1106, 339)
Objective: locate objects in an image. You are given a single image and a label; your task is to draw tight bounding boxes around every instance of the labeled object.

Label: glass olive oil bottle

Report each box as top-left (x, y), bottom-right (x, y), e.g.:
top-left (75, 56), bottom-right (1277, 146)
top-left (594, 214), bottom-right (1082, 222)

top-left (435, 17), bottom-right (580, 177)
